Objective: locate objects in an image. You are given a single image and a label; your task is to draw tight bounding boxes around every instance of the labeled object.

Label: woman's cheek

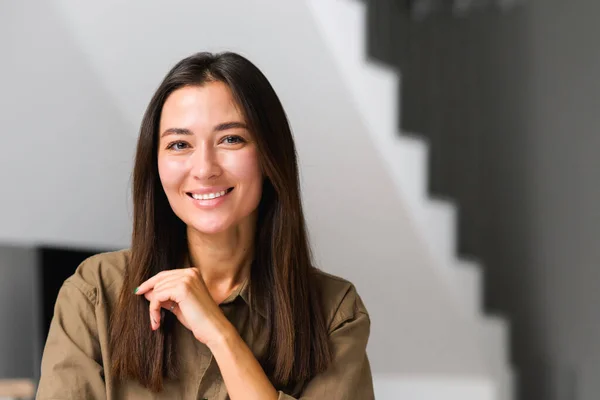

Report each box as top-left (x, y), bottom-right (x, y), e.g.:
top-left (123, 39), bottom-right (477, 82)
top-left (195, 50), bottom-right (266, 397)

top-left (222, 148), bottom-right (261, 181)
top-left (158, 156), bottom-right (188, 191)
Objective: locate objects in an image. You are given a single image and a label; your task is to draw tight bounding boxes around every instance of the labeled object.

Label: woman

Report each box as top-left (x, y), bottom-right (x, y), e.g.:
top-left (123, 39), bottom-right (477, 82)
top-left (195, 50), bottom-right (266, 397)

top-left (37, 52), bottom-right (374, 399)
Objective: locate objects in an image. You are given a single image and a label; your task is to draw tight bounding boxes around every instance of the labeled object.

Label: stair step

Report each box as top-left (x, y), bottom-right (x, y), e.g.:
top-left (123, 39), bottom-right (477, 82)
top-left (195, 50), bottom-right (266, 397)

top-left (482, 315), bottom-right (510, 370)
top-left (455, 258), bottom-right (483, 315)
top-left (425, 198), bottom-right (457, 264)
top-left (357, 62), bottom-right (399, 137)
top-left (373, 374), bottom-right (496, 400)
top-left (481, 316), bottom-right (514, 400)
top-left (388, 136), bottom-right (429, 207)
top-left (496, 368), bottom-right (516, 400)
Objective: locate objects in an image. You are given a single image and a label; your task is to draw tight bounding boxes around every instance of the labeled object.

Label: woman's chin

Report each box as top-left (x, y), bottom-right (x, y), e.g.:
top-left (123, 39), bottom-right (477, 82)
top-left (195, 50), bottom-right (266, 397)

top-left (186, 221), bottom-right (231, 236)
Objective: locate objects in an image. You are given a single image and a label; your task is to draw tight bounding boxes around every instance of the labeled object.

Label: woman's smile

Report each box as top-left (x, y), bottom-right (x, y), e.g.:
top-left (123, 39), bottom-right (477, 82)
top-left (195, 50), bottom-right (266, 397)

top-left (186, 187), bottom-right (234, 208)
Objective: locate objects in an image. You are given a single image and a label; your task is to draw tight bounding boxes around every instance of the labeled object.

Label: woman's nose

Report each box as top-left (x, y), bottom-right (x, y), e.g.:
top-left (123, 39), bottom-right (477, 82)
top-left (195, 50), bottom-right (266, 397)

top-left (189, 145), bottom-right (222, 180)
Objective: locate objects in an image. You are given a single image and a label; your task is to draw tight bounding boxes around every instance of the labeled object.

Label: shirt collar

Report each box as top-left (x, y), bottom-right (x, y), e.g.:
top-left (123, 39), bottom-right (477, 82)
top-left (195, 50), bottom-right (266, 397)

top-left (221, 276), bottom-right (267, 319)
top-left (183, 256), bottom-right (267, 319)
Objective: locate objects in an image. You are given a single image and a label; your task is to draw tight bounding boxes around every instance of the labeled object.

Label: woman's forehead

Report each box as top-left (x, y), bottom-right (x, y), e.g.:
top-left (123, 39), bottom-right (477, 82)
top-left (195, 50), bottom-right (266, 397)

top-left (159, 83), bottom-right (245, 134)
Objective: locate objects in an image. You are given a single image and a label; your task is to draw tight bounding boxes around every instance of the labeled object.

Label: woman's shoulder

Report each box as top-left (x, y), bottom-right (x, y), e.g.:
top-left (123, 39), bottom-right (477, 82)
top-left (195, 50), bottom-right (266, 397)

top-left (64, 249), bottom-right (131, 306)
top-left (311, 268), bottom-right (369, 331)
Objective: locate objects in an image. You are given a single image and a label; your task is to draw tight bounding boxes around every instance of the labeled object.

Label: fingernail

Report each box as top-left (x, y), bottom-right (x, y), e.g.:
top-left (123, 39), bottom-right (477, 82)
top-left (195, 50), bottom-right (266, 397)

top-left (134, 287), bottom-right (139, 294)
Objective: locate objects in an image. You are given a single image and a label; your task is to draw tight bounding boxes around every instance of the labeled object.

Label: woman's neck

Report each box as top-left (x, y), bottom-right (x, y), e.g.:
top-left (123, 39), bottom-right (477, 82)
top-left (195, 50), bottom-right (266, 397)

top-left (186, 220), bottom-right (255, 300)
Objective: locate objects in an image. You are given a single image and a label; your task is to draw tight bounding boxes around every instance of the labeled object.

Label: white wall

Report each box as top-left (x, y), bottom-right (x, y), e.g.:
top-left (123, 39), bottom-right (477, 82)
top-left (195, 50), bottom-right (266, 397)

top-left (0, 1), bottom-right (135, 250)
top-left (0, 0), bottom-right (489, 384)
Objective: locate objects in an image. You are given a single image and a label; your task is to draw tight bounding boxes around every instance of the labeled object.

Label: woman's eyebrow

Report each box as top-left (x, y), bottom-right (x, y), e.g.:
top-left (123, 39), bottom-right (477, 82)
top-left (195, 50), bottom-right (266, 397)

top-left (213, 121), bottom-right (248, 132)
top-left (160, 122), bottom-right (247, 138)
top-left (160, 127), bottom-right (193, 138)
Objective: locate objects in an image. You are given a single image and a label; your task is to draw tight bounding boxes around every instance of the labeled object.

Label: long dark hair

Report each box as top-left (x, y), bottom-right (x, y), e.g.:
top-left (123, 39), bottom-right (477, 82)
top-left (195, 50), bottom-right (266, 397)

top-left (109, 52), bottom-right (331, 392)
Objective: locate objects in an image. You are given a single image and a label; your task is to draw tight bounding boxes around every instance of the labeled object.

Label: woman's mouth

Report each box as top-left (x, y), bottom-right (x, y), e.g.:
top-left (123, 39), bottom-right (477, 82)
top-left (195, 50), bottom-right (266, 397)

top-left (186, 187), bottom-right (234, 200)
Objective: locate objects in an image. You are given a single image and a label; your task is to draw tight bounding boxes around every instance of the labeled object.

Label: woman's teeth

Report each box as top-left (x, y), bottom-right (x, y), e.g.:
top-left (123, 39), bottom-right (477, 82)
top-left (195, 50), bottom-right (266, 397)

top-left (190, 190), bottom-right (228, 200)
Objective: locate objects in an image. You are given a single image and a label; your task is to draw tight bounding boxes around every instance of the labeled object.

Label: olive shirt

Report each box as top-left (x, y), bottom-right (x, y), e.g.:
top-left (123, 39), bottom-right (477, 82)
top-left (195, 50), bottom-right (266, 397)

top-left (36, 250), bottom-right (374, 399)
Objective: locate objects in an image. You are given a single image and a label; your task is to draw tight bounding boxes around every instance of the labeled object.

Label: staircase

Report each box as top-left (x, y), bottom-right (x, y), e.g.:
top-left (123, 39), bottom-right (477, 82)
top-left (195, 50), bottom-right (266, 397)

top-left (306, 0), bottom-right (514, 398)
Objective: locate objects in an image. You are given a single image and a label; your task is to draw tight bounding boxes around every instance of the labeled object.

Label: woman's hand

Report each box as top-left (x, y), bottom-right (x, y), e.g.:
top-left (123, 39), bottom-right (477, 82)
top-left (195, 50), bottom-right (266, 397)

top-left (136, 268), bottom-right (278, 400)
top-left (134, 268), bottom-right (230, 346)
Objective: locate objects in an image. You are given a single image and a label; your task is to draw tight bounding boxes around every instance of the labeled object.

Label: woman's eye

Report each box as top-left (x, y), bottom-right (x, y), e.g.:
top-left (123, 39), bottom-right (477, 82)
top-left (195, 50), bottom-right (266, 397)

top-left (222, 135), bottom-right (246, 145)
top-left (166, 141), bottom-right (189, 151)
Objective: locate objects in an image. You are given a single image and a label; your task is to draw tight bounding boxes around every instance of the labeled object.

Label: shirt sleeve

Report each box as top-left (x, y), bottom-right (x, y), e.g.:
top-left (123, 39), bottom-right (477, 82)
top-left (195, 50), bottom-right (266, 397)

top-left (278, 286), bottom-right (375, 400)
top-left (36, 277), bottom-right (107, 399)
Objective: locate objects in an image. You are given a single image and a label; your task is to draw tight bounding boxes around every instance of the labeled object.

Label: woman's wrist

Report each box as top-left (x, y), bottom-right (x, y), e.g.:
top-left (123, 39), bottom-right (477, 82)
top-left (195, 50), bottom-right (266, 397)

top-left (203, 320), bottom-right (279, 400)
top-left (201, 316), bottom-right (238, 351)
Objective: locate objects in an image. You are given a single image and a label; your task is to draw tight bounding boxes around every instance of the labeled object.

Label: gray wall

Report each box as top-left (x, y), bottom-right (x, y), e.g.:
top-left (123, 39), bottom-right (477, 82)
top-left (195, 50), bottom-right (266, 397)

top-left (0, 247), bottom-right (38, 379)
top-left (367, 0), bottom-right (600, 398)
top-left (525, 0), bottom-right (600, 398)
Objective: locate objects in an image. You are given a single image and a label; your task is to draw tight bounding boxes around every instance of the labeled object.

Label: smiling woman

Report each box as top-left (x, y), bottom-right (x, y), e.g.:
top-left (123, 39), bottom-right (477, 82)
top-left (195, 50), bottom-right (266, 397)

top-left (158, 82), bottom-right (263, 235)
top-left (36, 52), bottom-right (374, 400)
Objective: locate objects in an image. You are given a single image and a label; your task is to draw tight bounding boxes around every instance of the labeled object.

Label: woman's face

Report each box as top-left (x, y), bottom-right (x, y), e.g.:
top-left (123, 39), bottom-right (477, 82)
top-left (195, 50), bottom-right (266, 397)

top-left (157, 81), bottom-right (263, 236)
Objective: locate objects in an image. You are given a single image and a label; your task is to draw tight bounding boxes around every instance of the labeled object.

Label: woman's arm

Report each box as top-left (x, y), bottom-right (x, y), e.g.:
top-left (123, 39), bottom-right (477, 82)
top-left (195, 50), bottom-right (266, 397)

top-left (281, 284), bottom-right (374, 399)
top-left (137, 270), bottom-right (374, 400)
top-left (207, 321), bottom-right (279, 400)
top-left (37, 279), bottom-right (106, 399)
top-left (282, 306), bottom-right (374, 399)
top-left (210, 307), bottom-right (373, 400)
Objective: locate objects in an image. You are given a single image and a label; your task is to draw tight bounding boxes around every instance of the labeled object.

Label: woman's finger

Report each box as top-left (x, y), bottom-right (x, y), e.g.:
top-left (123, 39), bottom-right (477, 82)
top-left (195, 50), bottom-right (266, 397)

top-left (148, 293), bottom-right (169, 329)
top-left (145, 291), bottom-right (177, 320)
top-left (135, 269), bottom-right (183, 295)
top-left (135, 271), bottom-right (167, 295)
top-left (148, 298), bottom-right (162, 330)
top-left (153, 273), bottom-right (186, 293)
top-left (166, 301), bottom-right (178, 314)
top-left (148, 285), bottom-right (182, 329)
